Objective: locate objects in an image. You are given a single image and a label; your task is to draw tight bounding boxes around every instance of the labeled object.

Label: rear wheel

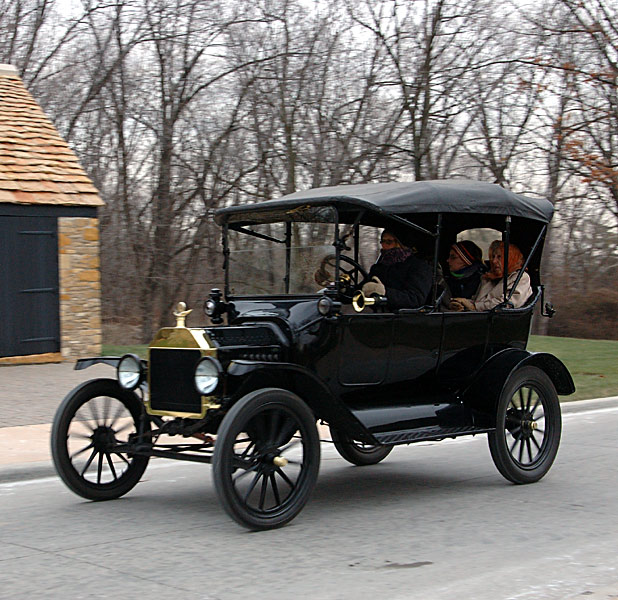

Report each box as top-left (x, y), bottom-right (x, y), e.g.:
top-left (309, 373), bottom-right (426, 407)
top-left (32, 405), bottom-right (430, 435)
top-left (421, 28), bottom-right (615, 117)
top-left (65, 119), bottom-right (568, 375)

top-left (330, 427), bottom-right (393, 466)
top-left (488, 366), bottom-right (561, 484)
top-left (212, 388), bottom-right (320, 530)
top-left (51, 378), bottom-right (150, 500)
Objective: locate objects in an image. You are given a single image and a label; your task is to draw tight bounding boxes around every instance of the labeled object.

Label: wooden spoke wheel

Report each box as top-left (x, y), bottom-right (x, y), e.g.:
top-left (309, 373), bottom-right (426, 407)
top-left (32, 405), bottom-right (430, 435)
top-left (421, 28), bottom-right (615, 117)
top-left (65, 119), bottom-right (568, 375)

top-left (212, 388), bottom-right (320, 530)
top-left (488, 367), bottom-right (561, 484)
top-left (51, 379), bottom-right (150, 500)
top-left (330, 426), bottom-right (392, 466)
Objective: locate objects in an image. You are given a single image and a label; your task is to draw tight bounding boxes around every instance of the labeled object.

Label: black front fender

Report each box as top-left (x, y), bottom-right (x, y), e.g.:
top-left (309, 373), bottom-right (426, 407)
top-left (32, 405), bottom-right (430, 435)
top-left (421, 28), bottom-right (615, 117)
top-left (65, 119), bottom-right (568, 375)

top-left (225, 361), bottom-right (374, 442)
top-left (75, 357), bottom-right (122, 370)
top-left (75, 355), bottom-right (150, 372)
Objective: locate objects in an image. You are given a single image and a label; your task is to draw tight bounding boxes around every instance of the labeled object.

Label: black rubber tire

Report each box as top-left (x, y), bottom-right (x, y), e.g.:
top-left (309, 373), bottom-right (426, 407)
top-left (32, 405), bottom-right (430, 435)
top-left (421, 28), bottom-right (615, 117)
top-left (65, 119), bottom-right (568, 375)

top-left (212, 388), bottom-right (320, 530)
top-left (51, 378), bottom-right (150, 500)
top-left (488, 366), bottom-right (561, 484)
top-left (330, 426), bottom-right (393, 466)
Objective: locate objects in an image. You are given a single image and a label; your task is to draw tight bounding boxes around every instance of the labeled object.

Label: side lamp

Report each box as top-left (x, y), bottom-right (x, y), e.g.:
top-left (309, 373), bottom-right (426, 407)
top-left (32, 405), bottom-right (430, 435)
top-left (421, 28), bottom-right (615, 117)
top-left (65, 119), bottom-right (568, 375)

top-left (317, 295), bottom-right (342, 317)
top-left (204, 288), bottom-right (227, 324)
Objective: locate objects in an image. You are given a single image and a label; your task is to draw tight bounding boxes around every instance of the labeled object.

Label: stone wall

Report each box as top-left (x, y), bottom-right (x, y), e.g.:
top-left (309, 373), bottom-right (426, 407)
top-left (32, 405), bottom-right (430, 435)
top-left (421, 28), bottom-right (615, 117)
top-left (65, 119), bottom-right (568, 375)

top-left (58, 217), bottom-right (102, 359)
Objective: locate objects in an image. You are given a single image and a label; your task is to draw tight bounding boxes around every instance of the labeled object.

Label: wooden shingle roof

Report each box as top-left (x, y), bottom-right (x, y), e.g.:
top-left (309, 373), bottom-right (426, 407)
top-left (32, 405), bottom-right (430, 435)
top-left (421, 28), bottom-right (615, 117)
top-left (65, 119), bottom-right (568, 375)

top-left (0, 64), bottom-right (103, 207)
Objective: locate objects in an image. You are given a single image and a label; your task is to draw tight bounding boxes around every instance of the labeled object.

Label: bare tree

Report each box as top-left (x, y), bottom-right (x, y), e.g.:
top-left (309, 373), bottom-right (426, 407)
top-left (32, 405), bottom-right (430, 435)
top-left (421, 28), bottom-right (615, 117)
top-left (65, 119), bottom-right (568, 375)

top-left (533, 0), bottom-right (618, 224)
top-left (226, 0), bottom-right (403, 198)
top-left (461, 24), bottom-right (547, 187)
top-left (0, 0), bottom-right (51, 72)
top-left (346, 0), bottom-right (499, 180)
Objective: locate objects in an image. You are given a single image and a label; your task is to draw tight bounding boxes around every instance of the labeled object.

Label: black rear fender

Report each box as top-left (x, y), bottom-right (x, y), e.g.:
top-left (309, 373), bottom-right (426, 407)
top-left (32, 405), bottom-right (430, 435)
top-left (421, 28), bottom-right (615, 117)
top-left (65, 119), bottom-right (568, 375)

top-left (519, 352), bottom-right (575, 396)
top-left (225, 361), bottom-right (373, 442)
top-left (461, 349), bottom-right (574, 426)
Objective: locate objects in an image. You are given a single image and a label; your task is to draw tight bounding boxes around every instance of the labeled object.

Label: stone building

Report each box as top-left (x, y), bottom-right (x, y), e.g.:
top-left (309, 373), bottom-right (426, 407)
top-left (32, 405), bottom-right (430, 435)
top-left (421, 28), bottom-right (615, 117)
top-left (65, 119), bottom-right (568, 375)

top-left (0, 64), bottom-right (104, 363)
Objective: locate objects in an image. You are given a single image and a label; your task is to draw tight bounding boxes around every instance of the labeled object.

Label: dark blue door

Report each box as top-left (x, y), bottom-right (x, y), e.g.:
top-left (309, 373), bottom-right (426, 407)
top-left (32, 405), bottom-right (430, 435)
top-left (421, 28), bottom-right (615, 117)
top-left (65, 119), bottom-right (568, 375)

top-left (0, 216), bottom-right (60, 357)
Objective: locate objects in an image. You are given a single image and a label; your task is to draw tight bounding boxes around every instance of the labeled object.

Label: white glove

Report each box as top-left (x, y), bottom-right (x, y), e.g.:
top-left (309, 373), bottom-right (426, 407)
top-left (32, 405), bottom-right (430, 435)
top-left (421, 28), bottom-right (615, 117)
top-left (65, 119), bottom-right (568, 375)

top-left (362, 276), bottom-right (386, 297)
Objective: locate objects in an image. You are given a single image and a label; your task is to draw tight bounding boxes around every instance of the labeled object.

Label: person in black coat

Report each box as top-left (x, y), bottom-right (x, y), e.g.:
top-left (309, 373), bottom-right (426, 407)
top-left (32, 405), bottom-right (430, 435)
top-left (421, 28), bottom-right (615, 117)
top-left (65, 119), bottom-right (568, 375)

top-left (361, 230), bottom-right (433, 310)
top-left (444, 240), bottom-right (484, 299)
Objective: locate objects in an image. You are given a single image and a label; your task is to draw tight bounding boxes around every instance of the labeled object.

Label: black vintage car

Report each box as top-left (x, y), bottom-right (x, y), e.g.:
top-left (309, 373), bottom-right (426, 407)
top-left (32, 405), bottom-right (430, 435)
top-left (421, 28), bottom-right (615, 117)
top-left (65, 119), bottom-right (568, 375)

top-left (51, 180), bottom-right (575, 530)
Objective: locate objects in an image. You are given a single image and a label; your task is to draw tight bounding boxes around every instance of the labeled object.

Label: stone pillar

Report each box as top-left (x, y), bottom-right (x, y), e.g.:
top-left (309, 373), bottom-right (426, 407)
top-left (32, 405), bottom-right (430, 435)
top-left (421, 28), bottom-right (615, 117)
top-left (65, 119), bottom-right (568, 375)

top-left (58, 217), bottom-right (102, 359)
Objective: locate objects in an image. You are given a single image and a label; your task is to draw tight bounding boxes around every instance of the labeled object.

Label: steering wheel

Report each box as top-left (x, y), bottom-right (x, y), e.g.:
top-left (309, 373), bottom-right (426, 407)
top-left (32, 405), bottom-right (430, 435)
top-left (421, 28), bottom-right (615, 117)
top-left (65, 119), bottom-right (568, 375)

top-left (314, 254), bottom-right (371, 299)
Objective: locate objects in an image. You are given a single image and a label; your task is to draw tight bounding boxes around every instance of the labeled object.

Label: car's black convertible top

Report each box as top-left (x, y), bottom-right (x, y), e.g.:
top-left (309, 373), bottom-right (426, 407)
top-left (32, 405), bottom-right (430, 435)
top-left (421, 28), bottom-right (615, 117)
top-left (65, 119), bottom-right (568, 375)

top-left (215, 180), bottom-right (554, 225)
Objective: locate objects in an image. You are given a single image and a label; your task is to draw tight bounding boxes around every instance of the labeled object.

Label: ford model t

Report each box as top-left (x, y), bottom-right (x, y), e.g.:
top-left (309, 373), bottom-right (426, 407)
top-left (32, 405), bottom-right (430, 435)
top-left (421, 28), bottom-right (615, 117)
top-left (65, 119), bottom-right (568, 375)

top-left (51, 180), bottom-right (575, 530)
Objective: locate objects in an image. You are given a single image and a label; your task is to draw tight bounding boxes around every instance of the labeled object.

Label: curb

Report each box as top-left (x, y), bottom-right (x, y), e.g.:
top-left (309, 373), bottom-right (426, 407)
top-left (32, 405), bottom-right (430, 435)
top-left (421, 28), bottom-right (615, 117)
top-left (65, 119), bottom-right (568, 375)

top-left (0, 460), bottom-right (57, 484)
top-left (560, 395), bottom-right (618, 414)
top-left (2, 396), bottom-right (617, 485)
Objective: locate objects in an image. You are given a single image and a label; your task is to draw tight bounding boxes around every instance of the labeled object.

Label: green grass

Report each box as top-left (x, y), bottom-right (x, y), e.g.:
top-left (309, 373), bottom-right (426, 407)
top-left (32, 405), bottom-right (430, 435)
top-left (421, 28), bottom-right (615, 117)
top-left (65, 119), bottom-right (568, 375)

top-left (102, 344), bottom-right (148, 359)
top-left (528, 335), bottom-right (618, 401)
top-left (103, 336), bottom-right (618, 402)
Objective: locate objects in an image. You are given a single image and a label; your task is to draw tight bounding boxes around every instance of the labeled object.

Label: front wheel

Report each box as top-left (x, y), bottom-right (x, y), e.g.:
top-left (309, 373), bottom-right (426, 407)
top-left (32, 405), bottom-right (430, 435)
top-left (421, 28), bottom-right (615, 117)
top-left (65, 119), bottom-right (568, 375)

top-left (330, 427), bottom-right (393, 466)
top-left (212, 388), bottom-right (320, 530)
top-left (488, 366), bottom-right (561, 484)
top-left (51, 378), bottom-right (151, 500)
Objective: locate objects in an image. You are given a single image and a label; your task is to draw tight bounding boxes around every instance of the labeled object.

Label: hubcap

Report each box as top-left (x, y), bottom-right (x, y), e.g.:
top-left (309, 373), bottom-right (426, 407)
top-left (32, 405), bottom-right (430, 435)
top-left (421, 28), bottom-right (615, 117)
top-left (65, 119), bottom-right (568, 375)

top-left (92, 426), bottom-right (116, 451)
top-left (66, 396), bottom-right (140, 485)
top-left (505, 385), bottom-right (548, 467)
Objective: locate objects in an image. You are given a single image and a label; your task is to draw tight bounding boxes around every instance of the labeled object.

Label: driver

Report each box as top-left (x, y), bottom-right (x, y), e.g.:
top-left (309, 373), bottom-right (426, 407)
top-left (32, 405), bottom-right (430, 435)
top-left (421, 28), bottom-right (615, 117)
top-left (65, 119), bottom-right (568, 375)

top-left (362, 229), bottom-right (432, 310)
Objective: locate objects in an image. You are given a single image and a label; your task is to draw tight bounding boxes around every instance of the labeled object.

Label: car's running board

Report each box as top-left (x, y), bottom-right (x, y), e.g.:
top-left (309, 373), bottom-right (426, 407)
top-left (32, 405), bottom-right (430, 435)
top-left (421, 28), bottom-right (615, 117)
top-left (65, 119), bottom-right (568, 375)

top-left (374, 425), bottom-right (494, 446)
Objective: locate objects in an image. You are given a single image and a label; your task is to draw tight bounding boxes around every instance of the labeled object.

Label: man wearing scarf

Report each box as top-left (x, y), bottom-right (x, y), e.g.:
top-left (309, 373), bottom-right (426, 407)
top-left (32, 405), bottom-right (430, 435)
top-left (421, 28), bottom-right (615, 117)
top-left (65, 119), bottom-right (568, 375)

top-left (445, 240), bottom-right (485, 299)
top-left (450, 240), bottom-right (532, 311)
top-left (362, 230), bottom-right (433, 310)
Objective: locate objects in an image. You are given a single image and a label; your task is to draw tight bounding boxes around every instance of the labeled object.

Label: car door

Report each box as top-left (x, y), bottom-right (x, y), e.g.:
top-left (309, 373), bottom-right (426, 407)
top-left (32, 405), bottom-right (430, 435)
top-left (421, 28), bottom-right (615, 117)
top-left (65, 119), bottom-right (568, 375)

top-left (437, 311), bottom-right (490, 389)
top-left (386, 310), bottom-right (443, 395)
top-left (338, 313), bottom-right (393, 385)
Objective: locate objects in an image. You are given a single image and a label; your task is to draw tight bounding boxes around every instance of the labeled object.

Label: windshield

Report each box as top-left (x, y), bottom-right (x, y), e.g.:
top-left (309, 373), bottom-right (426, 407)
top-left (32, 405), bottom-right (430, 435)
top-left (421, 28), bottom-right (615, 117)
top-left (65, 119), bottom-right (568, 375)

top-left (227, 220), bottom-right (337, 296)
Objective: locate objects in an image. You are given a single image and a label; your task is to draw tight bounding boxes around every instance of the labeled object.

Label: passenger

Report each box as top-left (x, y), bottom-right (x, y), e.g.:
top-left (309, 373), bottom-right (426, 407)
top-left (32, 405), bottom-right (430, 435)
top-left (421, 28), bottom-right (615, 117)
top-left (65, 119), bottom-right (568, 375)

top-left (362, 229), bottom-right (433, 310)
top-left (445, 240), bottom-right (484, 299)
top-left (449, 240), bottom-right (532, 311)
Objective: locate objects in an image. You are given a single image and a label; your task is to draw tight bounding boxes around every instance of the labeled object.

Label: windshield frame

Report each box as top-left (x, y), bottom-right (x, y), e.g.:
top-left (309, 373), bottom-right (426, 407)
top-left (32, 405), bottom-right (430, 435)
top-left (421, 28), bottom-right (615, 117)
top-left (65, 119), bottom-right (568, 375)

top-left (222, 205), bottom-right (342, 300)
top-left (221, 204), bottom-right (447, 303)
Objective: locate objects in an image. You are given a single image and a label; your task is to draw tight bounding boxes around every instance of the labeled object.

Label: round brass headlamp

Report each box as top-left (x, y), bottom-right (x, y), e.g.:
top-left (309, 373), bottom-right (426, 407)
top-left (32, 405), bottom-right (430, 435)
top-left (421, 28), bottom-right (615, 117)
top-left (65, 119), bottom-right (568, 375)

top-left (194, 356), bottom-right (222, 395)
top-left (117, 354), bottom-right (144, 390)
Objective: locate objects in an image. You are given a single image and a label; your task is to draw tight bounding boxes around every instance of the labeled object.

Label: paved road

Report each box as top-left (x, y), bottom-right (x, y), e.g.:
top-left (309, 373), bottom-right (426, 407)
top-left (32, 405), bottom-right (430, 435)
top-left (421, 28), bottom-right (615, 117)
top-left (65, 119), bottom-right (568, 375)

top-left (1, 404), bottom-right (617, 600)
